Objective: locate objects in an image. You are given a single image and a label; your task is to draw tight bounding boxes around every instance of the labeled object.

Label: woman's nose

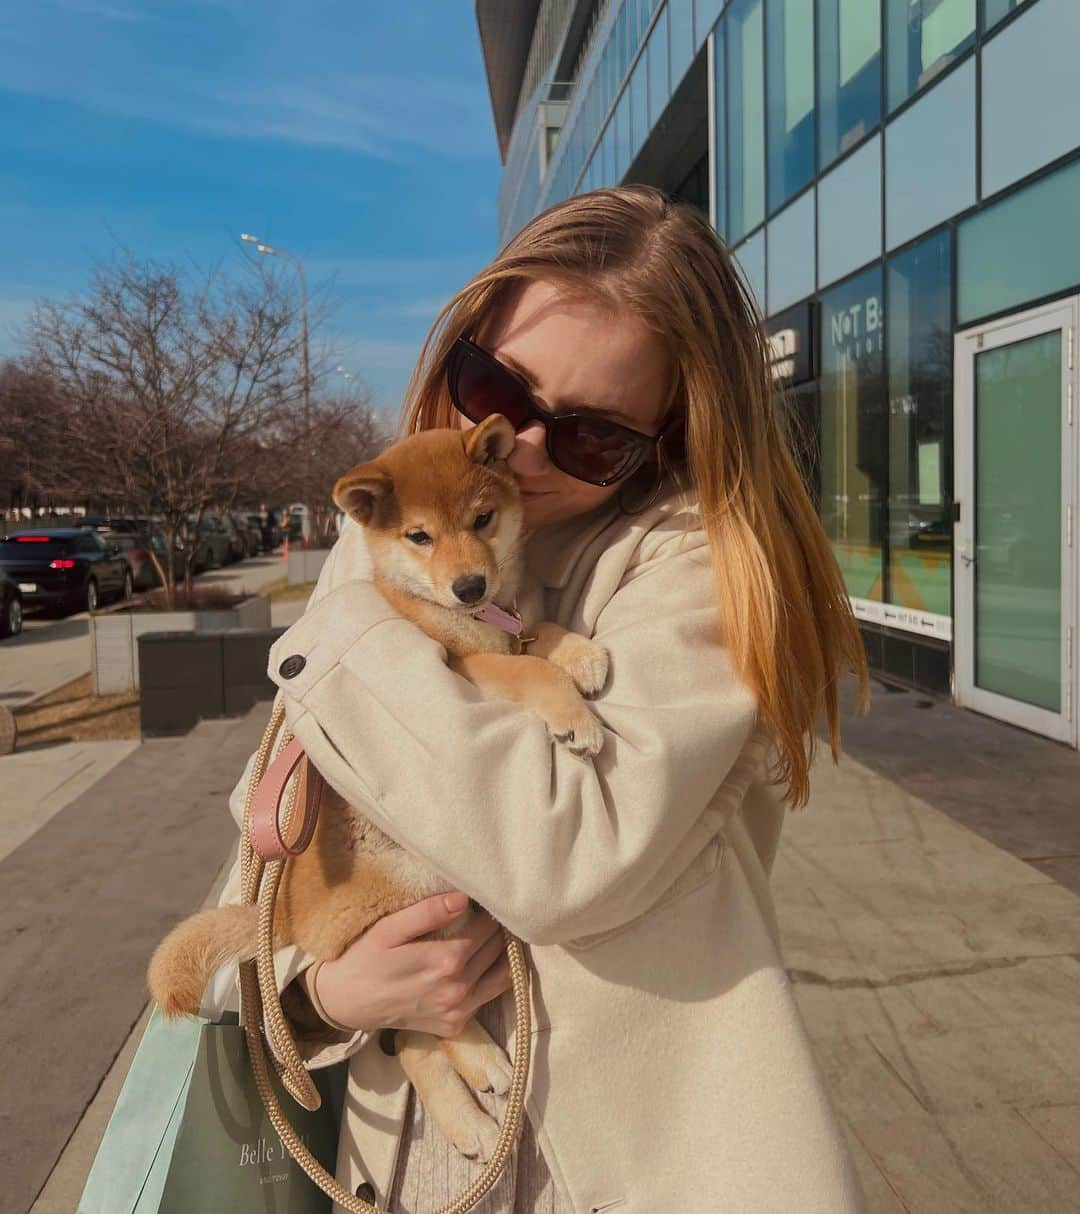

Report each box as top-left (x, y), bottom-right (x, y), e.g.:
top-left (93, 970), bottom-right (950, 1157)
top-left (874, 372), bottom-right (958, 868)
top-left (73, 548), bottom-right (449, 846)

top-left (507, 421), bottom-right (551, 476)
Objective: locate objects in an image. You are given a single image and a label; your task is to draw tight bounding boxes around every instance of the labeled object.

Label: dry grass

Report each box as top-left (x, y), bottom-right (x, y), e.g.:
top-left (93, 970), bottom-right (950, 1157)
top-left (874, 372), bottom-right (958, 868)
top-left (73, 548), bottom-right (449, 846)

top-left (13, 674), bottom-right (140, 746)
top-left (260, 578), bottom-right (317, 604)
top-left (135, 586), bottom-right (245, 611)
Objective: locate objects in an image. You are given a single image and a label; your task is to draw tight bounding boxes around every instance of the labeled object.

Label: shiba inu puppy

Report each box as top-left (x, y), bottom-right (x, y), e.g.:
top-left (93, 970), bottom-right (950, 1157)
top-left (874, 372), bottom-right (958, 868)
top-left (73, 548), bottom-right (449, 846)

top-left (148, 414), bottom-right (609, 1160)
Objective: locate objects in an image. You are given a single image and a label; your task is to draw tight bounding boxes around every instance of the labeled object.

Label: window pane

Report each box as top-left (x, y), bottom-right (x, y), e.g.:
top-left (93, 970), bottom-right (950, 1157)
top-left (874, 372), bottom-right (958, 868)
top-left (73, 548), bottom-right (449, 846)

top-left (767, 191), bottom-right (816, 312)
top-left (818, 0), bottom-right (881, 168)
top-left (696, 0), bottom-right (724, 44)
top-left (819, 266), bottom-right (886, 601)
top-left (885, 59), bottom-right (975, 249)
top-left (647, 4), bottom-right (670, 126)
top-left (630, 55), bottom-right (648, 163)
top-left (734, 230), bottom-right (766, 314)
top-left (981, 0), bottom-right (1080, 198)
top-left (615, 88), bottom-right (631, 179)
top-left (886, 230), bottom-right (952, 617)
top-left (712, 18), bottom-right (727, 238)
top-left (817, 134), bottom-right (882, 287)
top-left (983, 0), bottom-right (1031, 29)
top-left (886, 0), bottom-right (975, 111)
top-left (727, 0), bottom-right (766, 242)
top-left (957, 157), bottom-right (1080, 324)
top-left (766, 0), bottom-right (815, 212)
top-left (975, 332), bottom-right (1062, 710)
top-left (669, 0), bottom-right (695, 90)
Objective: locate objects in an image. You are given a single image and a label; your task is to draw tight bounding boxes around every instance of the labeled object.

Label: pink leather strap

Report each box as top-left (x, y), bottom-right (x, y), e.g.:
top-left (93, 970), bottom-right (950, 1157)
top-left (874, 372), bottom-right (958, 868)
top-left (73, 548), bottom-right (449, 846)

top-left (249, 736), bottom-right (322, 861)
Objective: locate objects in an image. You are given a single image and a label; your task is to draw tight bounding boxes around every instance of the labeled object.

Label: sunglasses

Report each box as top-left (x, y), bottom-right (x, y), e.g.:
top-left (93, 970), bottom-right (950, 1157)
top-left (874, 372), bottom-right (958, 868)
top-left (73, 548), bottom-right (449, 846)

top-left (446, 336), bottom-right (678, 487)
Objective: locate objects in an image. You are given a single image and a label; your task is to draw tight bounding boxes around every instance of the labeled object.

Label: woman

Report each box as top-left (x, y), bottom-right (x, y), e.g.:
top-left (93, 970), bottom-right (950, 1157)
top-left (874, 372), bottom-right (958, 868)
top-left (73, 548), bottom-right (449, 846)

top-left (207, 186), bottom-right (868, 1211)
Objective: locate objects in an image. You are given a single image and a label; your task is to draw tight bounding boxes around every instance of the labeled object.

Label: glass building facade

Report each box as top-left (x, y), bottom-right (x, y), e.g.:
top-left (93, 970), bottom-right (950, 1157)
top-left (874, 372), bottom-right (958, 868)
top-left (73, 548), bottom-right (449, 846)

top-left (478, 0), bottom-right (1080, 740)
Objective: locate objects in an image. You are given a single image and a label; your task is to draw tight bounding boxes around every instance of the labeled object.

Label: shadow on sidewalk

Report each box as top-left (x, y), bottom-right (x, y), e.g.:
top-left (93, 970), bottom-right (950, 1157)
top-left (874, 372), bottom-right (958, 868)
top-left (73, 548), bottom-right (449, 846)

top-left (838, 679), bottom-right (1080, 894)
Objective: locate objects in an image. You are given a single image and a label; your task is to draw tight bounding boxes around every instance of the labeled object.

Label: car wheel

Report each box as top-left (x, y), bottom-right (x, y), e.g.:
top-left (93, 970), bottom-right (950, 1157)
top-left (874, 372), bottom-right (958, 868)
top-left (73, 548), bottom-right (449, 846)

top-left (0, 596), bottom-right (21, 638)
top-left (121, 570), bottom-right (133, 601)
top-left (86, 578), bottom-right (99, 614)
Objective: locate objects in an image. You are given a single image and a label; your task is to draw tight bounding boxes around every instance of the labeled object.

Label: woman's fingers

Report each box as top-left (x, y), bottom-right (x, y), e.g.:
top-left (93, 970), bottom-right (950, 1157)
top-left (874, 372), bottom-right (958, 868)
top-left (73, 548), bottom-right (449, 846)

top-left (464, 954), bottom-right (513, 1017)
top-left (459, 925), bottom-right (507, 991)
top-left (367, 891), bottom-right (470, 948)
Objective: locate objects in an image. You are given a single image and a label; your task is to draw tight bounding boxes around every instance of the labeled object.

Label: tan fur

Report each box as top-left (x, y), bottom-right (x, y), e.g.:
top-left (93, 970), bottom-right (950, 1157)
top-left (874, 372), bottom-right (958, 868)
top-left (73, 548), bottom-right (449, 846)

top-left (147, 415), bottom-right (609, 1159)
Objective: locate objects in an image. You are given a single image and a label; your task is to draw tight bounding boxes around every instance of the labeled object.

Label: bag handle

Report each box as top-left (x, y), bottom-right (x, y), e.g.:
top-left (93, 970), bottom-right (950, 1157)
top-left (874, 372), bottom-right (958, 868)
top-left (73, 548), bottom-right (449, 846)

top-left (238, 701), bottom-right (533, 1214)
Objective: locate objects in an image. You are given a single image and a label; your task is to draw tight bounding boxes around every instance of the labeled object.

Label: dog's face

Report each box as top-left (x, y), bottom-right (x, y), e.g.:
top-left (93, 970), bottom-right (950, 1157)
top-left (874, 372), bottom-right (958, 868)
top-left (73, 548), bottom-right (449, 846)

top-left (332, 415), bottom-right (524, 612)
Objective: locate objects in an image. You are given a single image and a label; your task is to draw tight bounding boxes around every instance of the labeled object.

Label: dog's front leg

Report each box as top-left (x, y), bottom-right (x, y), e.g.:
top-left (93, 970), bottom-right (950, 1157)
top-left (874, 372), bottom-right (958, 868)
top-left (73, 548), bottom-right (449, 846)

top-left (524, 621), bottom-right (610, 699)
top-left (395, 1025), bottom-right (508, 1161)
top-left (449, 652), bottom-right (604, 756)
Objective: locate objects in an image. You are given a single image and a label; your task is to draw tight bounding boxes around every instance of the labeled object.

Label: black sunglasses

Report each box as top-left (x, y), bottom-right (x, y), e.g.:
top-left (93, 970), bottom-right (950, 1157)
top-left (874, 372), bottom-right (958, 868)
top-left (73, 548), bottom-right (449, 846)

top-left (446, 336), bottom-right (678, 487)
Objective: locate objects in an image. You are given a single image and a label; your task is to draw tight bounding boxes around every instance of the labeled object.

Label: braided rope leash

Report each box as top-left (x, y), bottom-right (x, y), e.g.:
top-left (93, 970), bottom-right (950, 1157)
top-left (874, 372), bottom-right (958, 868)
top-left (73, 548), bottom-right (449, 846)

top-left (238, 702), bottom-right (533, 1213)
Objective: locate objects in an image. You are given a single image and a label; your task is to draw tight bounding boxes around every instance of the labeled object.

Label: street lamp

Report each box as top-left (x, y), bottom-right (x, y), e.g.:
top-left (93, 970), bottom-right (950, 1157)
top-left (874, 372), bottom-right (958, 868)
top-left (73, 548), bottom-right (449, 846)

top-left (240, 230), bottom-right (312, 538)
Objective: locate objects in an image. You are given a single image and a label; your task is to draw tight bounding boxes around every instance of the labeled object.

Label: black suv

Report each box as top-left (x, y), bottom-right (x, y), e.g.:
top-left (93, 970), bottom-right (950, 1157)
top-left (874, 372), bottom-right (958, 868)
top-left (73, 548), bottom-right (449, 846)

top-left (0, 529), bottom-right (132, 614)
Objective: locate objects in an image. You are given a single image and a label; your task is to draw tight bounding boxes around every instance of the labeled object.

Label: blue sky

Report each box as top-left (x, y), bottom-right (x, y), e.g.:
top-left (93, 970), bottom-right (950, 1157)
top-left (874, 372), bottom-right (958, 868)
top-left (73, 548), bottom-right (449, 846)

top-left (0, 0), bottom-right (503, 416)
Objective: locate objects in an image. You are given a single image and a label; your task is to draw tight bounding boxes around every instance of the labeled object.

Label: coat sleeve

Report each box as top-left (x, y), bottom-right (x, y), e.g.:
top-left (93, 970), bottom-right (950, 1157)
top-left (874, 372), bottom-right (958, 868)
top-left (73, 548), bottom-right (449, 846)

top-left (200, 540), bottom-right (371, 1069)
top-left (268, 529), bottom-right (761, 946)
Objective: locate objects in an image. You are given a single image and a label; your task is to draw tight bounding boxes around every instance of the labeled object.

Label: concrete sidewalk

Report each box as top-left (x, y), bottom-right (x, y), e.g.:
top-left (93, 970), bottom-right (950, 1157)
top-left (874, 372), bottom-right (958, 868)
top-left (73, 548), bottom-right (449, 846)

top-left (0, 739), bottom-right (139, 862)
top-left (12, 683), bottom-right (1080, 1214)
top-left (775, 686), bottom-right (1080, 1212)
top-left (0, 707), bottom-right (266, 1214)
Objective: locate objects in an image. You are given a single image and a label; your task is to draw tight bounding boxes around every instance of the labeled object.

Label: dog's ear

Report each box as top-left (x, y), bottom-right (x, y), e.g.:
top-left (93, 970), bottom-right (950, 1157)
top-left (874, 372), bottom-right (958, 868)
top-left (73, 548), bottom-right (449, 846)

top-left (333, 463), bottom-right (393, 526)
top-left (464, 414), bottom-right (515, 467)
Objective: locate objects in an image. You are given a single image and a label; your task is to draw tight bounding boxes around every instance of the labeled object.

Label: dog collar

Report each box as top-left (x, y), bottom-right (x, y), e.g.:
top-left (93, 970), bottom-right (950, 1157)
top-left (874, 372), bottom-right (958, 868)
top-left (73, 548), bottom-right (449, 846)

top-left (472, 602), bottom-right (524, 636)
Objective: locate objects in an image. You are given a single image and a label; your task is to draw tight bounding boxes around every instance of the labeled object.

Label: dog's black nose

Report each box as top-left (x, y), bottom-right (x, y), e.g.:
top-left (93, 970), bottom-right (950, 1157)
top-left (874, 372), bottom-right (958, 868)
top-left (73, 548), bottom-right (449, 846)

top-left (452, 574), bottom-right (487, 604)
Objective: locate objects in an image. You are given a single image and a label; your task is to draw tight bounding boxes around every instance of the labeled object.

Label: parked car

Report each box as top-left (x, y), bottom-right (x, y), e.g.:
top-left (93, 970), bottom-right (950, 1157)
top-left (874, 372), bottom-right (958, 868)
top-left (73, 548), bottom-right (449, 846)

top-left (187, 515), bottom-right (232, 573)
top-left (230, 511), bottom-right (262, 557)
top-left (0, 570), bottom-right (22, 637)
top-left (219, 513), bottom-right (248, 563)
top-left (106, 530), bottom-right (190, 590)
top-left (0, 529), bottom-right (132, 614)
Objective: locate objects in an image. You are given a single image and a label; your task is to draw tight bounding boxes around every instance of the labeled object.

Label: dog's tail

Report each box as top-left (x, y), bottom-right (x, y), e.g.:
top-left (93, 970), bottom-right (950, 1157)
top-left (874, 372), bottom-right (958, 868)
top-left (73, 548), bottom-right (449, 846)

top-left (147, 904), bottom-right (259, 1018)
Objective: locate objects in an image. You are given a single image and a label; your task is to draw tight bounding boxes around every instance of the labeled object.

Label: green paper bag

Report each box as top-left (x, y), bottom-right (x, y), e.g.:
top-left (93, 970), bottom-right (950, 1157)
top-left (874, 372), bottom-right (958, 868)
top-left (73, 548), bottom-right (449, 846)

top-left (78, 1006), bottom-right (348, 1214)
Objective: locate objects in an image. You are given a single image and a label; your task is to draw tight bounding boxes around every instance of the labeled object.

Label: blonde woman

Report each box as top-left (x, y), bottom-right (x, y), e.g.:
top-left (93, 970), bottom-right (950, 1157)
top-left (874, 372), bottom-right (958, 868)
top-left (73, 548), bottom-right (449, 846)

top-left (207, 186), bottom-right (868, 1211)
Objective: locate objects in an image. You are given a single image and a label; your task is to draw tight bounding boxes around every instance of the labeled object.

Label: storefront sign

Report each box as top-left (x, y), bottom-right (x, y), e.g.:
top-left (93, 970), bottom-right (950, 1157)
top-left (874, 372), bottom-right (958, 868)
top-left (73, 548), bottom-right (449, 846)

top-left (766, 302), bottom-right (815, 386)
top-left (828, 291), bottom-right (884, 363)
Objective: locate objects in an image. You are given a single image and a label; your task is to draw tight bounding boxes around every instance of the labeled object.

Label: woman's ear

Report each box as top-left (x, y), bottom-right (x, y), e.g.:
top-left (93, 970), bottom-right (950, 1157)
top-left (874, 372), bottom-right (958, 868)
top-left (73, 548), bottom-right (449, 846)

top-left (464, 413), bottom-right (515, 466)
top-left (333, 464), bottom-right (393, 526)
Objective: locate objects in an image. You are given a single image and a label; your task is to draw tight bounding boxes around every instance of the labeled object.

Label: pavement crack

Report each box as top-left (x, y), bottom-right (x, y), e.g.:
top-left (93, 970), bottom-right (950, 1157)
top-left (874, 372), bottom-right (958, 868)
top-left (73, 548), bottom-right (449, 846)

top-left (787, 952), bottom-right (1080, 989)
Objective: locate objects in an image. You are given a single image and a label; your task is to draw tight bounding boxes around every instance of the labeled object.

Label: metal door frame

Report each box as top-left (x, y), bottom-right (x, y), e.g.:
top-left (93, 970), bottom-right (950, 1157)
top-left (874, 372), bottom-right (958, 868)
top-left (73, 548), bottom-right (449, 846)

top-left (954, 297), bottom-right (1077, 745)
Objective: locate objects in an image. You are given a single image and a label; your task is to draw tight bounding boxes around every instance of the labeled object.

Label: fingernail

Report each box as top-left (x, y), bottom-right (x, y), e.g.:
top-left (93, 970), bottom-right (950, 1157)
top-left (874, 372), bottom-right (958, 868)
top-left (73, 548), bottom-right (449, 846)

top-left (443, 893), bottom-right (469, 914)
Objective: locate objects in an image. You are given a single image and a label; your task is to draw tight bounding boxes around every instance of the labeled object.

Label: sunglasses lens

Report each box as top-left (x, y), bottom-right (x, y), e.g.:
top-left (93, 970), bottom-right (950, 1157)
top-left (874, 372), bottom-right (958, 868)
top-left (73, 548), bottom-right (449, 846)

top-left (453, 347), bottom-right (533, 430)
top-left (550, 416), bottom-right (643, 484)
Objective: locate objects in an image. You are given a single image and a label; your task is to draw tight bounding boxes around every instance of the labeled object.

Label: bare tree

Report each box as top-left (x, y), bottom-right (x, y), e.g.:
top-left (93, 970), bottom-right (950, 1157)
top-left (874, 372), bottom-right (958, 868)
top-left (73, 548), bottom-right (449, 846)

top-left (22, 252), bottom-right (310, 602)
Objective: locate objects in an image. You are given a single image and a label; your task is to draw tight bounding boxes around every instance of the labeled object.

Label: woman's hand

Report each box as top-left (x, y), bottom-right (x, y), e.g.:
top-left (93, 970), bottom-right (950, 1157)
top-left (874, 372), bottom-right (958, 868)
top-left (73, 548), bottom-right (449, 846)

top-left (312, 892), bottom-right (512, 1037)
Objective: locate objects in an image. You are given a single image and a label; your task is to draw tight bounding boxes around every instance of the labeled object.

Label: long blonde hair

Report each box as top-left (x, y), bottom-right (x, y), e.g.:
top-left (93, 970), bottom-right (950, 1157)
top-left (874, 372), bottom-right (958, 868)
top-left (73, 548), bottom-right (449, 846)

top-left (399, 185), bottom-right (867, 806)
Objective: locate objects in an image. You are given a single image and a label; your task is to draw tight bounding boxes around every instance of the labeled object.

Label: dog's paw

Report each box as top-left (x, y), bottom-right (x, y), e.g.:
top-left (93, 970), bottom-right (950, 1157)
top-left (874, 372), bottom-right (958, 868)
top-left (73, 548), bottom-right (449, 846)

top-left (547, 703), bottom-right (605, 757)
top-left (440, 1031), bottom-right (513, 1097)
top-left (559, 639), bottom-right (610, 699)
top-left (453, 1106), bottom-right (502, 1162)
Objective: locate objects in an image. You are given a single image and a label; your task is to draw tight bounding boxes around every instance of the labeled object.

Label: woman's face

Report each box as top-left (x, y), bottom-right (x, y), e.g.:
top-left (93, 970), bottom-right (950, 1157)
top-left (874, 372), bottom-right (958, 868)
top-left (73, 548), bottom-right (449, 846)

top-left (452, 279), bottom-right (673, 529)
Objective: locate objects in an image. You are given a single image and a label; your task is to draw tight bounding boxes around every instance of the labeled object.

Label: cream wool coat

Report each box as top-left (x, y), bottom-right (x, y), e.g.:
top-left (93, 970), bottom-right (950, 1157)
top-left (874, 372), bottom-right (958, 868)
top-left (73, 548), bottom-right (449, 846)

top-left (205, 490), bottom-right (866, 1213)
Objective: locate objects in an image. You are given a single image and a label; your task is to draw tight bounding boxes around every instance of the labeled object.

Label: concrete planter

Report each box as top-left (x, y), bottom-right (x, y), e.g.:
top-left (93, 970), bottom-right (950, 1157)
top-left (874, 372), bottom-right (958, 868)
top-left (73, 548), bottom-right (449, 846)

top-left (287, 547), bottom-right (331, 585)
top-left (138, 626), bottom-right (286, 736)
top-left (91, 594), bottom-right (272, 694)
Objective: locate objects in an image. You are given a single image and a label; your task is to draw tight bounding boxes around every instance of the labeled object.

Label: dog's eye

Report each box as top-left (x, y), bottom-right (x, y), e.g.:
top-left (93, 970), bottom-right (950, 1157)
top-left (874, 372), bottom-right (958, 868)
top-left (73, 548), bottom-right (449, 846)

top-left (405, 530), bottom-right (432, 546)
top-left (474, 511), bottom-right (493, 530)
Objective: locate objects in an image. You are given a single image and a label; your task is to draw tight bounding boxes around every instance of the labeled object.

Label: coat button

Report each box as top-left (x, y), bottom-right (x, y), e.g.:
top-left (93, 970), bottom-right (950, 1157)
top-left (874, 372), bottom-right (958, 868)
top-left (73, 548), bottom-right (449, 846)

top-left (278, 654), bottom-right (306, 679)
top-left (355, 1180), bottom-right (375, 1201)
top-left (378, 1028), bottom-right (398, 1056)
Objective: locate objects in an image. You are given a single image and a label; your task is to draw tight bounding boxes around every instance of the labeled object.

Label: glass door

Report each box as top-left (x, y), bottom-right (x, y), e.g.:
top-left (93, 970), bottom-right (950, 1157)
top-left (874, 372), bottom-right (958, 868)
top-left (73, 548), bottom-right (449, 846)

top-left (954, 300), bottom-right (1077, 744)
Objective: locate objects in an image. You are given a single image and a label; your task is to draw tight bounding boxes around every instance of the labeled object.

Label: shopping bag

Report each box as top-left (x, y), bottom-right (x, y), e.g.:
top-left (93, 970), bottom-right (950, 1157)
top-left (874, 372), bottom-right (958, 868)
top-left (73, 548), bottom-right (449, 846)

top-left (78, 1005), bottom-right (347, 1214)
